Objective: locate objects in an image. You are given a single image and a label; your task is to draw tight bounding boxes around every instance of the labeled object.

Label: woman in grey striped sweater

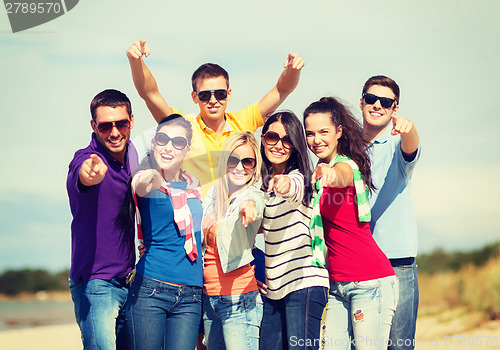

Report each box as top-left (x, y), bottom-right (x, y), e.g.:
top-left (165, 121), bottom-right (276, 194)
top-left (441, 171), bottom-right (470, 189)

top-left (259, 111), bottom-right (329, 350)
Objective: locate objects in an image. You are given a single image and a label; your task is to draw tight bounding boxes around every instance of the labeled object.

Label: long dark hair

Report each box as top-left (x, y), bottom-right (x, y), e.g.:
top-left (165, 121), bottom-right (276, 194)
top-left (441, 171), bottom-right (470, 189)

top-left (115, 114), bottom-right (193, 233)
top-left (303, 97), bottom-right (375, 192)
top-left (261, 111), bottom-right (313, 206)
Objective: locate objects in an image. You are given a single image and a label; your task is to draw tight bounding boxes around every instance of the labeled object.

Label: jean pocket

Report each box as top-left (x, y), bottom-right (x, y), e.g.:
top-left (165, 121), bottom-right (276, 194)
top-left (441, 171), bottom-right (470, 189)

top-left (353, 279), bottom-right (380, 290)
top-left (193, 290), bottom-right (202, 304)
top-left (134, 284), bottom-right (157, 298)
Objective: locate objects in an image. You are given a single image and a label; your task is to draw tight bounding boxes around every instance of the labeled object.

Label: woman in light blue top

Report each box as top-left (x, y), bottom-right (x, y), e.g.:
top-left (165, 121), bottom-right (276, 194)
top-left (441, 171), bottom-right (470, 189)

top-left (124, 114), bottom-right (203, 350)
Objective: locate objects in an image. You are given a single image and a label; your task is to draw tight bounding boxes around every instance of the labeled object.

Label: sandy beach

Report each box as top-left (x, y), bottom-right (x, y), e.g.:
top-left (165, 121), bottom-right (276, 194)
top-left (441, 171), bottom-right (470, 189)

top-left (1, 307), bottom-right (499, 350)
top-left (0, 323), bottom-right (82, 350)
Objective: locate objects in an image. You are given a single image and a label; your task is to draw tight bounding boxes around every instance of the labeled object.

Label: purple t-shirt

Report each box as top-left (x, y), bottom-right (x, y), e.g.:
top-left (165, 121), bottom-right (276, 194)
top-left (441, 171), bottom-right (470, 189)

top-left (67, 133), bottom-right (138, 282)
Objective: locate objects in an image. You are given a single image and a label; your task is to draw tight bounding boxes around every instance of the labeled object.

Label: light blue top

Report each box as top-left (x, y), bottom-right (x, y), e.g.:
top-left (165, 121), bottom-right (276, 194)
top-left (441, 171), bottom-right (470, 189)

top-left (203, 183), bottom-right (265, 273)
top-left (369, 126), bottom-right (421, 259)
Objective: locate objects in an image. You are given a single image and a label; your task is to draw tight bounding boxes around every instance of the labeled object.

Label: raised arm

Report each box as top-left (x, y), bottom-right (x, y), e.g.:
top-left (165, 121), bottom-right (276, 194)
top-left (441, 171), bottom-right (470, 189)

top-left (126, 39), bottom-right (173, 123)
top-left (258, 52), bottom-right (304, 120)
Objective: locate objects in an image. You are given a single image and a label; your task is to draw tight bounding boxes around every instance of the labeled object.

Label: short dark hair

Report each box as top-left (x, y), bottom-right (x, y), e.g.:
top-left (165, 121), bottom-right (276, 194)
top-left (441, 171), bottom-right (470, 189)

top-left (90, 89), bottom-right (132, 121)
top-left (362, 75), bottom-right (400, 104)
top-left (191, 63), bottom-right (229, 91)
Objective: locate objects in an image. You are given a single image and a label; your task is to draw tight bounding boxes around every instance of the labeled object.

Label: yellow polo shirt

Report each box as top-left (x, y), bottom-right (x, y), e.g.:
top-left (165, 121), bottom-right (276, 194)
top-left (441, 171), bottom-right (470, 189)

top-left (171, 103), bottom-right (263, 198)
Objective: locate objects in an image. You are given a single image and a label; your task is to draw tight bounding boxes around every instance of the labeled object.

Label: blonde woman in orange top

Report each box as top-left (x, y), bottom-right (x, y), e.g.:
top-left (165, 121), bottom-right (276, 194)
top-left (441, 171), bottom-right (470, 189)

top-left (202, 132), bottom-right (265, 350)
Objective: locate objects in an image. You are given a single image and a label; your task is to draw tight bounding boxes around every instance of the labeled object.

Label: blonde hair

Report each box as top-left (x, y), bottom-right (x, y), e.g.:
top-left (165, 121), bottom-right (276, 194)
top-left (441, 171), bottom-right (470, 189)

top-left (210, 132), bottom-right (262, 231)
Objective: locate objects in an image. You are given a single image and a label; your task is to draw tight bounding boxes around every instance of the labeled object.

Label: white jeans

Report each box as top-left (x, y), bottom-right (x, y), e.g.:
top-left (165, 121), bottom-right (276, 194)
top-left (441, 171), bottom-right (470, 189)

top-left (322, 275), bottom-right (399, 350)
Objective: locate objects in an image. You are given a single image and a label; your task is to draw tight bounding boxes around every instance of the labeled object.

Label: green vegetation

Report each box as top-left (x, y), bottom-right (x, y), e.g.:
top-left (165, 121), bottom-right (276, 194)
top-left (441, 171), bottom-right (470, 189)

top-left (0, 268), bottom-right (69, 295)
top-left (417, 242), bottom-right (500, 320)
top-left (417, 242), bottom-right (500, 273)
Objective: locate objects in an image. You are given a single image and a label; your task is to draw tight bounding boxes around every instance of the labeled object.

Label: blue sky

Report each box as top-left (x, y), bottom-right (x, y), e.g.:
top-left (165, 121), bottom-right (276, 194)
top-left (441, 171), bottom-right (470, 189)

top-left (1, 0), bottom-right (499, 272)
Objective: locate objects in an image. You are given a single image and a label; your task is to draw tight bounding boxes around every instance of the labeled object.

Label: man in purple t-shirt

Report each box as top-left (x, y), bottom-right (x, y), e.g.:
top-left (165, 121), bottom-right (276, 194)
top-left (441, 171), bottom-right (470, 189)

top-left (67, 89), bottom-right (138, 350)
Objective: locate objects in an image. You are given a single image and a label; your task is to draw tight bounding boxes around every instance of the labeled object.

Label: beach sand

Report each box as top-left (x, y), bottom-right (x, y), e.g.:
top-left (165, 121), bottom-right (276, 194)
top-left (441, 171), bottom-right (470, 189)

top-left (0, 323), bottom-right (81, 350)
top-left (1, 307), bottom-right (499, 349)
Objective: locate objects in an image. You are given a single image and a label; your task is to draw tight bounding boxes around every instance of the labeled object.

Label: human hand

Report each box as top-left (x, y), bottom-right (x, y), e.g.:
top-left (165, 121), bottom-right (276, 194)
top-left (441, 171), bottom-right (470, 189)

top-left (311, 163), bottom-right (336, 188)
top-left (79, 154), bottom-right (108, 186)
top-left (256, 280), bottom-right (268, 296)
top-left (239, 200), bottom-right (257, 227)
top-left (284, 52), bottom-right (305, 71)
top-left (138, 244), bottom-right (147, 259)
top-left (267, 175), bottom-right (291, 195)
top-left (126, 39), bottom-right (151, 60)
top-left (391, 117), bottom-right (415, 136)
top-left (135, 169), bottom-right (162, 196)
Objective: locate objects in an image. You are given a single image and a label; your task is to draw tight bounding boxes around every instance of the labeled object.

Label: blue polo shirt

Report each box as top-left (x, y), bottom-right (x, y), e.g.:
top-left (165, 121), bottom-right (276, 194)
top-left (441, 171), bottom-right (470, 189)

top-left (67, 133), bottom-right (138, 282)
top-left (369, 127), bottom-right (421, 259)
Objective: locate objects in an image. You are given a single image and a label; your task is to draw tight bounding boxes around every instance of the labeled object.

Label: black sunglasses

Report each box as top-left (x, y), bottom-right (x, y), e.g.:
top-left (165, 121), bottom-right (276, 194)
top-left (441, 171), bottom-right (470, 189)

top-left (195, 89), bottom-right (228, 103)
top-left (362, 93), bottom-right (396, 109)
top-left (154, 132), bottom-right (188, 150)
top-left (263, 131), bottom-right (293, 150)
top-left (96, 119), bottom-right (131, 134)
top-left (227, 155), bottom-right (256, 170)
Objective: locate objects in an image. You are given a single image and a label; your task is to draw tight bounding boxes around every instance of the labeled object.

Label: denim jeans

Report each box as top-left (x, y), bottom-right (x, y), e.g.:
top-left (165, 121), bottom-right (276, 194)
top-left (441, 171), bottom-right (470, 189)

top-left (260, 286), bottom-right (328, 350)
top-left (323, 275), bottom-right (399, 350)
top-left (203, 290), bottom-right (263, 350)
top-left (69, 277), bottom-right (130, 350)
top-left (388, 261), bottom-right (419, 350)
top-left (126, 274), bottom-right (202, 350)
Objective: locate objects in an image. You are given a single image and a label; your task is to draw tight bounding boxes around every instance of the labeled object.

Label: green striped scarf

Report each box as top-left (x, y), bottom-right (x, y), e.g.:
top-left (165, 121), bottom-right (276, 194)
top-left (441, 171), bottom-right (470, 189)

top-left (310, 154), bottom-right (371, 267)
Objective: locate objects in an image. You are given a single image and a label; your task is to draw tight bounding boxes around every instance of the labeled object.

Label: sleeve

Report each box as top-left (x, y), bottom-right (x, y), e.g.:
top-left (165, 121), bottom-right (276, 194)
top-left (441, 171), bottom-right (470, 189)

top-left (230, 102), bottom-right (264, 133)
top-left (279, 170), bottom-right (305, 203)
top-left (396, 139), bottom-right (421, 180)
top-left (67, 151), bottom-right (99, 196)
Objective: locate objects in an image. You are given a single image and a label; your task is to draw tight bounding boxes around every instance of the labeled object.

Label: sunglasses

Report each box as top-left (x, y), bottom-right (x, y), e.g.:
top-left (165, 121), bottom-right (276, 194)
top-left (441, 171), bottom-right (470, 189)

top-left (96, 119), bottom-right (131, 134)
top-left (154, 132), bottom-right (188, 150)
top-left (227, 155), bottom-right (256, 170)
top-left (362, 93), bottom-right (396, 109)
top-left (195, 89), bottom-right (228, 103)
top-left (263, 131), bottom-right (293, 150)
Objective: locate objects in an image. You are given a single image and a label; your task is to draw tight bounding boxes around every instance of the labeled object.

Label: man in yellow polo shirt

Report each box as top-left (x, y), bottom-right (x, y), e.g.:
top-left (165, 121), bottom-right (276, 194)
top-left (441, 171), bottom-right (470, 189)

top-left (126, 39), bottom-right (304, 196)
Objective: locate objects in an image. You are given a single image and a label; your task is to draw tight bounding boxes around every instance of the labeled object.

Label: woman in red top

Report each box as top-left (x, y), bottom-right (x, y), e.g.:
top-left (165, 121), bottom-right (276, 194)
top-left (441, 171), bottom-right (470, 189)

top-left (304, 97), bottom-right (398, 350)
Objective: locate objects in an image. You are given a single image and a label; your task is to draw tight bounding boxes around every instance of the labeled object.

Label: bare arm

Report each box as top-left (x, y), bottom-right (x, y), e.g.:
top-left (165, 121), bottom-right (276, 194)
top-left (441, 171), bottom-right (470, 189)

top-left (126, 39), bottom-right (173, 123)
top-left (391, 117), bottom-right (420, 158)
top-left (258, 52), bottom-right (304, 120)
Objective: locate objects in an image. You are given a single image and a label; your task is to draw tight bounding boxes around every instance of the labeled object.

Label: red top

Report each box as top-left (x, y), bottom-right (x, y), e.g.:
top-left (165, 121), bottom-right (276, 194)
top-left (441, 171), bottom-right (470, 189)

top-left (320, 185), bottom-right (394, 282)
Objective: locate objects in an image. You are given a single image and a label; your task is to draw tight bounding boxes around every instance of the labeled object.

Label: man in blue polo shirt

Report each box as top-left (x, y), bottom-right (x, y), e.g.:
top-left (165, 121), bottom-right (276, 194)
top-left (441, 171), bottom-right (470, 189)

top-left (67, 89), bottom-right (138, 350)
top-left (360, 76), bottom-right (421, 350)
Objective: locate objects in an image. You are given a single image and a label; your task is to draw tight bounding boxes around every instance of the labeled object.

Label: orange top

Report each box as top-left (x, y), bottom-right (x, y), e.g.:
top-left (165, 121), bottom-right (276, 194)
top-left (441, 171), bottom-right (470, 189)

top-left (203, 226), bottom-right (257, 296)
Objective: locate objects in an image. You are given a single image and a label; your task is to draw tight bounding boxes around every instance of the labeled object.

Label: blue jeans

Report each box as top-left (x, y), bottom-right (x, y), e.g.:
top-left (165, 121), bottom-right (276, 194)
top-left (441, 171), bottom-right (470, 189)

top-left (323, 275), bottom-right (399, 350)
top-left (260, 286), bottom-right (328, 350)
top-left (69, 277), bottom-right (130, 350)
top-left (388, 261), bottom-right (419, 350)
top-left (127, 274), bottom-right (202, 350)
top-left (203, 290), bottom-right (263, 350)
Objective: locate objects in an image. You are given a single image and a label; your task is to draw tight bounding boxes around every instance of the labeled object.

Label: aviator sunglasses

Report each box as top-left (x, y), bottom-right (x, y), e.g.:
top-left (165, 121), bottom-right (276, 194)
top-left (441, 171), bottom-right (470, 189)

top-left (227, 155), bottom-right (256, 170)
top-left (362, 93), bottom-right (396, 109)
top-left (154, 132), bottom-right (188, 150)
top-left (263, 131), bottom-right (293, 150)
top-left (195, 89), bottom-right (228, 103)
top-left (96, 119), bottom-right (131, 134)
